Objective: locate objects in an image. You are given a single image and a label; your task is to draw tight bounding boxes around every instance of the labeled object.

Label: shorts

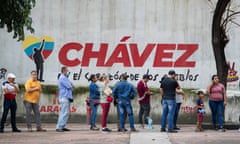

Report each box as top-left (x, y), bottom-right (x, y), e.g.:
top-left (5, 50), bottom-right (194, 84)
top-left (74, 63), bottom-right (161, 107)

top-left (197, 113), bottom-right (204, 122)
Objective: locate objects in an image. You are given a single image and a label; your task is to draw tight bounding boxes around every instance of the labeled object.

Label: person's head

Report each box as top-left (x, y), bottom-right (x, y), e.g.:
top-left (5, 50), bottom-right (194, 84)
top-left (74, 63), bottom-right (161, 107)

top-left (142, 74), bottom-right (150, 82)
top-left (99, 74), bottom-right (109, 84)
top-left (120, 73), bottom-right (129, 81)
top-left (61, 66), bottom-right (68, 75)
top-left (211, 74), bottom-right (219, 84)
top-left (7, 73), bottom-right (16, 82)
top-left (160, 74), bottom-right (168, 83)
top-left (168, 70), bottom-right (176, 79)
top-left (197, 90), bottom-right (204, 99)
top-left (30, 70), bottom-right (38, 81)
top-left (89, 74), bottom-right (97, 82)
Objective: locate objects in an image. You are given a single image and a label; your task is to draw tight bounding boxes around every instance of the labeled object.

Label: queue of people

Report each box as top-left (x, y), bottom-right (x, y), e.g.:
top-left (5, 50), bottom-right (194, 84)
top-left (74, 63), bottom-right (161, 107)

top-left (0, 67), bottom-right (228, 133)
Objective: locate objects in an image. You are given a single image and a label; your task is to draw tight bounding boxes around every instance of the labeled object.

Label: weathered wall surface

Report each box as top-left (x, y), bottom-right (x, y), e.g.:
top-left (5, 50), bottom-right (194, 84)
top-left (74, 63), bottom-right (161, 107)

top-left (1, 0), bottom-right (240, 124)
top-left (0, 0), bottom-right (240, 89)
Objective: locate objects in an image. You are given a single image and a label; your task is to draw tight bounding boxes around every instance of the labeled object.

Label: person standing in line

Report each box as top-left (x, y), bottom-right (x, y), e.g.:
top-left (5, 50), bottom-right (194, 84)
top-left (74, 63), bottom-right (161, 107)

top-left (112, 73), bottom-right (137, 132)
top-left (113, 75), bottom-right (128, 131)
top-left (0, 73), bottom-right (21, 133)
top-left (195, 90), bottom-right (205, 132)
top-left (97, 74), bottom-right (112, 132)
top-left (160, 70), bottom-right (179, 133)
top-left (206, 74), bottom-right (227, 132)
top-left (56, 67), bottom-right (73, 132)
top-left (89, 74), bottom-right (100, 130)
top-left (23, 70), bottom-right (46, 132)
top-left (137, 74), bottom-right (152, 128)
top-left (173, 87), bottom-right (185, 130)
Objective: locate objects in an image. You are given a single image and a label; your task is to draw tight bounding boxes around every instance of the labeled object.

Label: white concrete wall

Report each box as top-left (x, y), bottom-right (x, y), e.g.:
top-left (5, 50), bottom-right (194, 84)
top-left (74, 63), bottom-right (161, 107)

top-left (0, 0), bottom-right (240, 90)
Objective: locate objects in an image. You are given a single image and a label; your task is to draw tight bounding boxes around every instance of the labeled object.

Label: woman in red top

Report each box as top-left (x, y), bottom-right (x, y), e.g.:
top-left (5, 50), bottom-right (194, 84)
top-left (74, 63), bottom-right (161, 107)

top-left (206, 74), bottom-right (227, 132)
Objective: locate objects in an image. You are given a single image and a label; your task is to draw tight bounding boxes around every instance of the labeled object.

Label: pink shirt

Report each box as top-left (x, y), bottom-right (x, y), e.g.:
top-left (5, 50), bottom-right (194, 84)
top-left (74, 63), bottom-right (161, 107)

top-left (209, 83), bottom-right (225, 101)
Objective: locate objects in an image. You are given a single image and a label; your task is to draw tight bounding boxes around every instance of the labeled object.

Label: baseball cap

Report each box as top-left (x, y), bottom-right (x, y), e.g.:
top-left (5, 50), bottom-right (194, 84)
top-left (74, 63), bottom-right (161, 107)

top-left (143, 74), bottom-right (150, 79)
top-left (7, 73), bottom-right (16, 79)
top-left (168, 70), bottom-right (176, 75)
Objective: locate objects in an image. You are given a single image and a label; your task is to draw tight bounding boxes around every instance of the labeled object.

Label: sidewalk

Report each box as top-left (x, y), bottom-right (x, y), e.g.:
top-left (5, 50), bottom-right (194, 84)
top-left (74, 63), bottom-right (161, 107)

top-left (0, 123), bottom-right (240, 144)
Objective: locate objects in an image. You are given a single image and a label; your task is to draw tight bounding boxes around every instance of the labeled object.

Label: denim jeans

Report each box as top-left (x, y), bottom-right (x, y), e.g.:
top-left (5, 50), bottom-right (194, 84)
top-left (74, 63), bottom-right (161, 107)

top-left (161, 99), bottom-right (176, 130)
top-left (118, 100), bottom-right (135, 129)
top-left (90, 101), bottom-right (99, 127)
top-left (0, 99), bottom-right (17, 130)
top-left (56, 97), bottom-right (70, 129)
top-left (173, 103), bottom-right (181, 128)
top-left (23, 101), bottom-right (41, 128)
top-left (138, 103), bottom-right (151, 124)
top-left (209, 100), bottom-right (224, 128)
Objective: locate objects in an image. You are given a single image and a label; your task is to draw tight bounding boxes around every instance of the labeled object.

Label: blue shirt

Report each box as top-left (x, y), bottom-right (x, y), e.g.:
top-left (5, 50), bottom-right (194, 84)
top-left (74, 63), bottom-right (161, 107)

top-left (112, 80), bottom-right (137, 101)
top-left (58, 74), bottom-right (73, 99)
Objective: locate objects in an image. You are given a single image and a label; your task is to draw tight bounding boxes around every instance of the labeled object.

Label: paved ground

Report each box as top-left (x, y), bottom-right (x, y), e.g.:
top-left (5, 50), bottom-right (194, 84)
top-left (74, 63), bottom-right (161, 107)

top-left (0, 123), bottom-right (240, 144)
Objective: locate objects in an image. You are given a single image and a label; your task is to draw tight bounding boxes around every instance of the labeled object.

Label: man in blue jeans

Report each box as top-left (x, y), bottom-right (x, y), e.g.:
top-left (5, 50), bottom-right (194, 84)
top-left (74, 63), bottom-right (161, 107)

top-left (160, 70), bottom-right (179, 133)
top-left (112, 73), bottom-right (137, 132)
top-left (56, 67), bottom-right (73, 132)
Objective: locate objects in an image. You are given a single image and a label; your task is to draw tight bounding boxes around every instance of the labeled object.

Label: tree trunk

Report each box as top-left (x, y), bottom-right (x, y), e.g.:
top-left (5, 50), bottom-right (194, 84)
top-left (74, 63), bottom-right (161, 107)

top-left (212, 0), bottom-right (231, 87)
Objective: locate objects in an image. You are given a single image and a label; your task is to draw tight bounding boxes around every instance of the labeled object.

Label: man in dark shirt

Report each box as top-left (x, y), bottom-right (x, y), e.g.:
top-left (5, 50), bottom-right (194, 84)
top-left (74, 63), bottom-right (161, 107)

top-left (160, 70), bottom-right (179, 133)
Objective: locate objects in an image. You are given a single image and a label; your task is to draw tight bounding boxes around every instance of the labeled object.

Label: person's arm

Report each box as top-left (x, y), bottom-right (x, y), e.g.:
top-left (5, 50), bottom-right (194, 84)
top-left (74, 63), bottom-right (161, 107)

top-left (39, 39), bottom-right (45, 52)
top-left (160, 88), bottom-right (163, 96)
top-left (206, 84), bottom-right (212, 95)
top-left (223, 86), bottom-right (227, 106)
top-left (25, 83), bottom-right (40, 93)
top-left (3, 83), bottom-right (20, 94)
top-left (60, 77), bottom-right (73, 89)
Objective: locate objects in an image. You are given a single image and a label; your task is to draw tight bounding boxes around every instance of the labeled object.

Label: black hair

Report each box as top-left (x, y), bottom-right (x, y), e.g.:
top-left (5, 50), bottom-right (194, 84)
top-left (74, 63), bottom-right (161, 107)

top-left (197, 90), bottom-right (204, 95)
top-left (211, 74), bottom-right (218, 80)
top-left (89, 74), bottom-right (96, 81)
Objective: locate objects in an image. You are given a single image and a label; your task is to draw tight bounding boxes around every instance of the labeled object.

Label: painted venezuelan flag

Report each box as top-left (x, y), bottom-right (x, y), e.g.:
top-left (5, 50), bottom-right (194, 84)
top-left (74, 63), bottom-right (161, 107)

top-left (22, 36), bottom-right (54, 60)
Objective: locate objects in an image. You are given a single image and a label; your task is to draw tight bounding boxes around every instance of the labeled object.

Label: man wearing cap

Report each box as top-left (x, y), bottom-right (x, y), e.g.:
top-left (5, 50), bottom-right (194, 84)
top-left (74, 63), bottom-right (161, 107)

top-left (160, 70), bottom-right (179, 133)
top-left (137, 74), bottom-right (152, 128)
top-left (0, 73), bottom-right (21, 133)
top-left (112, 73), bottom-right (137, 132)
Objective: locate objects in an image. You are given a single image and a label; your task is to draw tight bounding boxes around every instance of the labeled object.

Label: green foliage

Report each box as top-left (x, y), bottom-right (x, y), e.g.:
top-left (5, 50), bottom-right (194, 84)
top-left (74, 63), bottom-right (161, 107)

top-left (0, 0), bottom-right (36, 41)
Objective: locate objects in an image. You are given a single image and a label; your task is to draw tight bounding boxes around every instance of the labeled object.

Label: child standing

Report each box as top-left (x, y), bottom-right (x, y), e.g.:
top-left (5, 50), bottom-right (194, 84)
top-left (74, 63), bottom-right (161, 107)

top-left (195, 91), bottom-right (205, 132)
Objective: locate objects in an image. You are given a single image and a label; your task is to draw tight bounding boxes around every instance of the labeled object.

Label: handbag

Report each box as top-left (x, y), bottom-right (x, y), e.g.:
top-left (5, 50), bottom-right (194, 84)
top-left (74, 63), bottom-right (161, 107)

top-left (106, 95), bottom-right (113, 103)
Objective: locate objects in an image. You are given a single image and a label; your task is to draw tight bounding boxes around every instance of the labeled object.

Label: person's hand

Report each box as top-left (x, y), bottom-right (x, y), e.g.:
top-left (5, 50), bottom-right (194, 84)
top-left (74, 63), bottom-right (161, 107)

top-left (224, 101), bottom-right (227, 106)
top-left (35, 86), bottom-right (40, 91)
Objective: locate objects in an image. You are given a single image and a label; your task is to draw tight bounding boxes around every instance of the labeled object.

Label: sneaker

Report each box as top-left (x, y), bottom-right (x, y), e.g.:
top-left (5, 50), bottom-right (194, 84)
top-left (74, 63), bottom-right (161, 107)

top-left (195, 128), bottom-right (201, 132)
top-left (130, 128), bottom-right (137, 132)
top-left (160, 128), bottom-right (166, 132)
top-left (90, 126), bottom-right (99, 131)
top-left (118, 128), bottom-right (128, 132)
top-left (56, 129), bottom-right (64, 132)
top-left (28, 127), bottom-right (33, 132)
top-left (37, 127), bottom-right (47, 132)
top-left (102, 127), bottom-right (112, 132)
top-left (12, 128), bottom-right (21, 132)
top-left (200, 128), bottom-right (204, 132)
top-left (139, 124), bottom-right (144, 129)
top-left (219, 128), bottom-right (226, 132)
top-left (173, 127), bottom-right (181, 130)
top-left (168, 129), bottom-right (178, 133)
top-left (62, 128), bottom-right (71, 131)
